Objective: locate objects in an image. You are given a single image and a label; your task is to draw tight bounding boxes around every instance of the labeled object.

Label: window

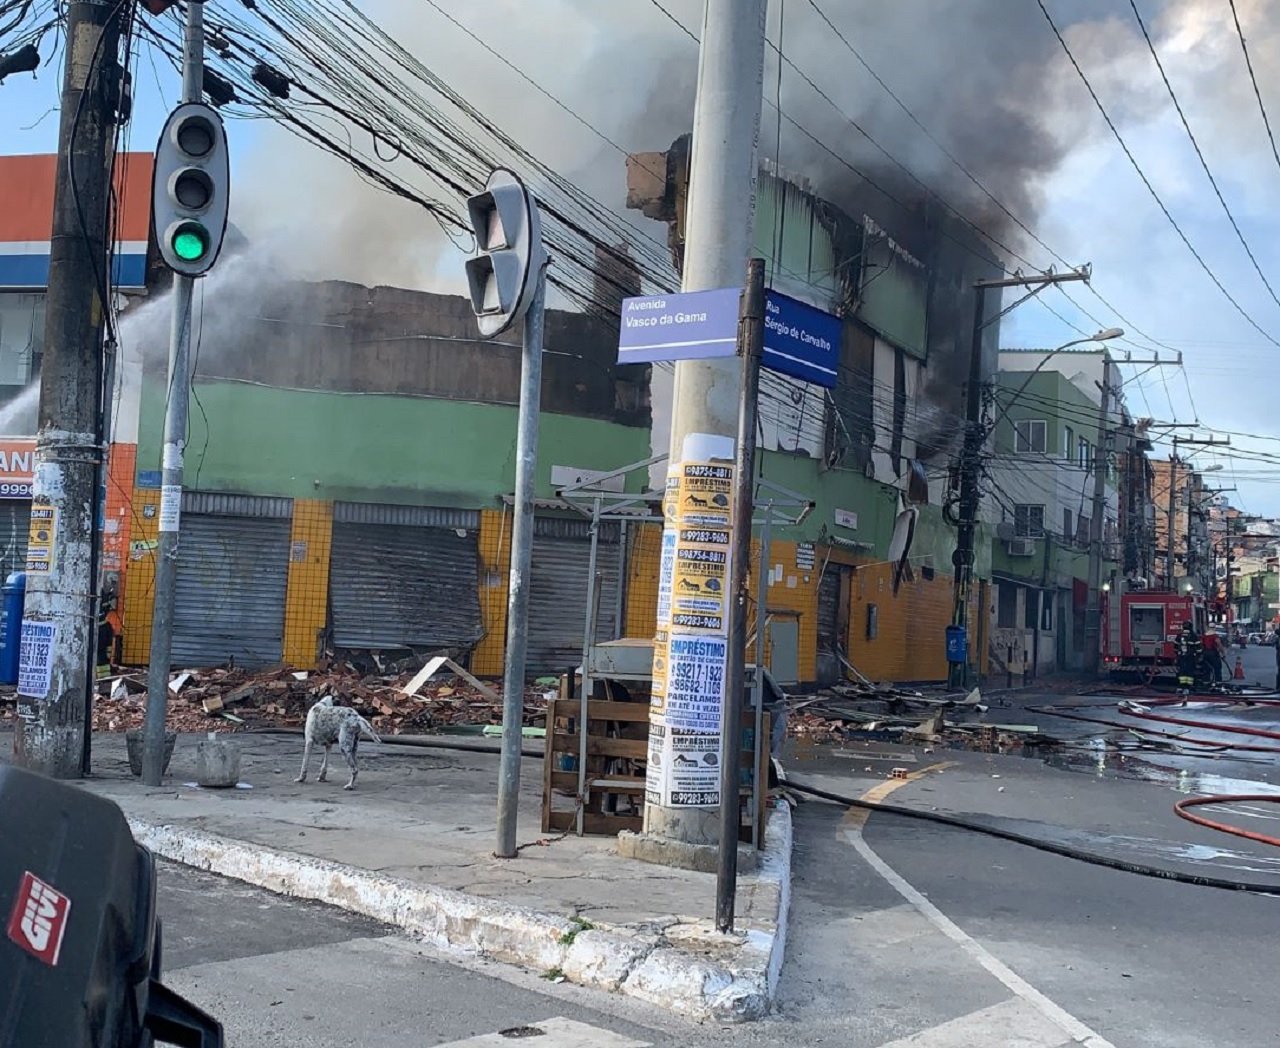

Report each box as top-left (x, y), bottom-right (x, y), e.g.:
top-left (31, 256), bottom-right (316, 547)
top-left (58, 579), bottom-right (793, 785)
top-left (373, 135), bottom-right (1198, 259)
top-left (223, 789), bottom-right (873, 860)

top-left (1014, 504), bottom-right (1045, 538)
top-left (1014, 419), bottom-right (1047, 454)
top-left (1078, 437), bottom-right (1091, 472)
top-left (997, 584), bottom-right (1018, 628)
top-left (1041, 598), bottom-right (1054, 631)
top-left (1064, 426), bottom-right (1074, 461)
top-left (1024, 590), bottom-right (1040, 630)
top-left (1063, 508), bottom-right (1073, 543)
top-left (1077, 514), bottom-right (1091, 547)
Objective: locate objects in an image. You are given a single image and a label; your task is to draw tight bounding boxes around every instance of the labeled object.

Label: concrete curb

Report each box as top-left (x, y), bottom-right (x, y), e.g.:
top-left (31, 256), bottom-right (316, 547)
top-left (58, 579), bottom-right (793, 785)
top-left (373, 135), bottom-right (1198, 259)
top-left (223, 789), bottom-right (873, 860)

top-left (128, 801), bottom-right (792, 1023)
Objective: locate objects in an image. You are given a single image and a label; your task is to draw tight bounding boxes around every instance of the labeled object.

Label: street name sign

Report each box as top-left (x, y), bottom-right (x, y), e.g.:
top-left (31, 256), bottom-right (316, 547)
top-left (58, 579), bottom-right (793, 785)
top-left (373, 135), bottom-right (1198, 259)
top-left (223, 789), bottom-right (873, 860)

top-left (762, 290), bottom-right (840, 388)
top-left (617, 288), bottom-right (740, 364)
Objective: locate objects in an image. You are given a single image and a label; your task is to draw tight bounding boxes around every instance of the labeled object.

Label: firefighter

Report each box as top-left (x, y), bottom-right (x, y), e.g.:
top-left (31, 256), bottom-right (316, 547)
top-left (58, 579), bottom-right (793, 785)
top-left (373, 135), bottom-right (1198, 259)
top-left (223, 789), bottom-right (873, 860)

top-left (1175, 621), bottom-right (1199, 693)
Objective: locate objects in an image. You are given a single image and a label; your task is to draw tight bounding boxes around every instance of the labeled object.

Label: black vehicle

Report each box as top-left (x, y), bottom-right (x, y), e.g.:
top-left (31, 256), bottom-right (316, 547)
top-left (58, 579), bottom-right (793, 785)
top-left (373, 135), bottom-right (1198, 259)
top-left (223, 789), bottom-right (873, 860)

top-left (0, 764), bottom-right (222, 1047)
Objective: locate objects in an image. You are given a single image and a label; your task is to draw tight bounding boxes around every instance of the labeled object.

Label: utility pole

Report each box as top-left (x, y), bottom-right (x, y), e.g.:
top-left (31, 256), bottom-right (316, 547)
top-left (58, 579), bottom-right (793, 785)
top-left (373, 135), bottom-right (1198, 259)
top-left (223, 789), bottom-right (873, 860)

top-left (1165, 438), bottom-right (1179, 588)
top-left (644, 0), bottom-right (767, 848)
top-left (13, 1), bottom-right (123, 778)
top-left (1084, 355), bottom-right (1114, 675)
top-left (1162, 435), bottom-right (1229, 593)
top-left (142, 0), bottom-right (207, 785)
top-left (947, 267), bottom-right (1090, 690)
top-left (716, 258), bottom-right (764, 934)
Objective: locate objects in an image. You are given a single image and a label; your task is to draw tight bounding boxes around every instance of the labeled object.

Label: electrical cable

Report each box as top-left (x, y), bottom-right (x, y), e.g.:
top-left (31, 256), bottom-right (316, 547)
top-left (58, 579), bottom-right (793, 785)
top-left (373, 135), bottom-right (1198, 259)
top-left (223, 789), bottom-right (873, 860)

top-left (1037, 0), bottom-right (1280, 349)
top-left (1126, 0), bottom-right (1280, 313)
top-left (1227, 0), bottom-right (1280, 183)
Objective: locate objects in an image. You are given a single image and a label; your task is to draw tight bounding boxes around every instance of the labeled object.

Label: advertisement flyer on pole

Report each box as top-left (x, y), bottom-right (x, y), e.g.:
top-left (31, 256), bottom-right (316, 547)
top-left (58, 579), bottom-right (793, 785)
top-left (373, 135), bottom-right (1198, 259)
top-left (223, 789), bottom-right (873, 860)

top-left (649, 455), bottom-right (736, 807)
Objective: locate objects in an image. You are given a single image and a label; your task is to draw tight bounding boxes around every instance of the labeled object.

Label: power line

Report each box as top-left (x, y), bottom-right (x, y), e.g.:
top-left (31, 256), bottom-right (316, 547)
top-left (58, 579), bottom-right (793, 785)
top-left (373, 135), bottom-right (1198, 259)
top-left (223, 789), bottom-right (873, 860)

top-left (1227, 0), bottom-right (1280, 182)
top-left (1037, 0), bottom-right (1280, 349)
top-left (1127, 0), bottom-right (1280, 313)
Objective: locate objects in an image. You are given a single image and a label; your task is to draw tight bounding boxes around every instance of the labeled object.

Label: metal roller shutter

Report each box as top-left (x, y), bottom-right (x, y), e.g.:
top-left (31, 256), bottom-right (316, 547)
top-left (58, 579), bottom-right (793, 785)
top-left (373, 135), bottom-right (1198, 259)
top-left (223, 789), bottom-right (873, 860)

top-left (0, 499), bottom-right (30, 580)
top-left (172, 514), bottom-right (290, 668)
top-left (526, 518), bottom-right (621, 674)
top-left (329, 520), bottom-right (483, 650)
top-left (817, 567), bottom-right (842, 653)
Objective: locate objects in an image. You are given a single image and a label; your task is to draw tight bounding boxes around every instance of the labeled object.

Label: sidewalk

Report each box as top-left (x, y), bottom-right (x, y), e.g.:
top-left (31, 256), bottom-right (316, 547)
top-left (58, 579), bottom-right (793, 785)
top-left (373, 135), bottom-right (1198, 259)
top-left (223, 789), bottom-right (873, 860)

top-left (11, 730), bottom-right (791, 1023)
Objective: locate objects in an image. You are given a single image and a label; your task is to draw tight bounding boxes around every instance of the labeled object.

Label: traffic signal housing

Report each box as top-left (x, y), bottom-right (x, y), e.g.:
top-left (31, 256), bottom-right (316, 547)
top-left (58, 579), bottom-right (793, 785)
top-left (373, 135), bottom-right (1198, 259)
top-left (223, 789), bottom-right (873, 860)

top-left (464, 169), bottom-right (543, 337)
top-left (152, 101), bottom-right (229, 277)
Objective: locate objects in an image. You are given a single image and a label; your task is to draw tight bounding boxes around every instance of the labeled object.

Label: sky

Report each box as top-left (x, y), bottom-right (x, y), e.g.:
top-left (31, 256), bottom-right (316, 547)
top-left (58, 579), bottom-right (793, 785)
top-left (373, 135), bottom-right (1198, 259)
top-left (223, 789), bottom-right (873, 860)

top-left (4, 0), bottom-right (1280, 513)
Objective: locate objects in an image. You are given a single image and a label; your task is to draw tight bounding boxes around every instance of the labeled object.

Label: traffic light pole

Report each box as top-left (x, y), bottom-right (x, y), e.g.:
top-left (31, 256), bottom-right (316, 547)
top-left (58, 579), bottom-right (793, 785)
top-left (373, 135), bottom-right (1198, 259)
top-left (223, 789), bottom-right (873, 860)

top-left (494, 268), bottom-right (546, 859)
top-left (142, 0), bottom-right (204, 786)
top-left (12, 1), bottom-right (123, 777)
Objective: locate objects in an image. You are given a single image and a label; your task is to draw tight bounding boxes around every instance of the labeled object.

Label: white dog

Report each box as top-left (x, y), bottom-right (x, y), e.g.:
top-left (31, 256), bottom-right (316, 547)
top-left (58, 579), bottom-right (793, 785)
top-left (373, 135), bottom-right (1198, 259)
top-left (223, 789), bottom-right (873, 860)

top-left (295, 696), bottom-right (380, 790)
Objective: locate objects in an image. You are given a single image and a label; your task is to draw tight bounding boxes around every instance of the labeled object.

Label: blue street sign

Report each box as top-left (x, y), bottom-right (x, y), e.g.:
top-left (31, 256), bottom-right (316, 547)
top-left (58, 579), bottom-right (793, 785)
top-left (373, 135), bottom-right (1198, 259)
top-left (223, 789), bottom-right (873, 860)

top-left (617, 287), bottom-right (740, 364)
top-left (763, 290), bottom-right (841, 388)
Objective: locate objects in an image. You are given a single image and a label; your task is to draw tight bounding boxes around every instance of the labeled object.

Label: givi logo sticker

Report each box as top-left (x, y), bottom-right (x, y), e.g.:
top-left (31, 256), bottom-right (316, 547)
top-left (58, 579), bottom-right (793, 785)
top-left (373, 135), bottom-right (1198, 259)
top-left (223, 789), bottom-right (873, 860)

top-left (6, 871), bottom-right (71, 966)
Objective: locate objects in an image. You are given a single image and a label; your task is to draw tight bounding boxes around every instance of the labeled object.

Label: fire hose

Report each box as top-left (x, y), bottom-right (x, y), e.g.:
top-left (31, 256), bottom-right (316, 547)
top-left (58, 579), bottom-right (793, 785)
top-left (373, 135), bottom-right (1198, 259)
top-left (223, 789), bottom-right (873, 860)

top-left (1174, 795), bottom-right (1280, 848)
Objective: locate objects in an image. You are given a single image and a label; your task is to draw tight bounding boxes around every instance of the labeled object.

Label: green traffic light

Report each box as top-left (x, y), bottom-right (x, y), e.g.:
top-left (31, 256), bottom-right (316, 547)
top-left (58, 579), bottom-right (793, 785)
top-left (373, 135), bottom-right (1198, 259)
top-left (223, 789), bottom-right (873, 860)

top-left (172, 226), bottom-right (209, 263)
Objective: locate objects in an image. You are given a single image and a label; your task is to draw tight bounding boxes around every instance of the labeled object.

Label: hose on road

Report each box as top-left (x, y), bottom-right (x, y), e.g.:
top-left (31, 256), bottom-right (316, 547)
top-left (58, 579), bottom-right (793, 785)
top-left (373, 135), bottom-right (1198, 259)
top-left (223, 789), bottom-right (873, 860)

top-left (1174, 794), bottom-right (1280, 848)
top-left (787, 777), bottom-right (1280, 895)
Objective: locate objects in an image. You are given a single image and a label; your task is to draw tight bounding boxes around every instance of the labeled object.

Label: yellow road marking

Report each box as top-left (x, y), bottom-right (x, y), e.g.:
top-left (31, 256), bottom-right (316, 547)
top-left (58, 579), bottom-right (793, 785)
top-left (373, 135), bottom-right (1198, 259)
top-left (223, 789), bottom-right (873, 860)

top-left (838, 761), bottom-right (955, 831)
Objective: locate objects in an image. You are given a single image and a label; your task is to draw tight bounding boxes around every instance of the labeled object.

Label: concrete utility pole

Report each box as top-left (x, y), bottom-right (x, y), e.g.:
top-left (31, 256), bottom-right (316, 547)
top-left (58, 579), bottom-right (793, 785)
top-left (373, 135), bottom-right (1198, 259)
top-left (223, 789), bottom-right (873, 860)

top-left (13, 1), bottom-right (123, 777)
top-left (1165, 438), bottom-right (1179, 587)
top-left (947, 268), bottom-right (1091, 690)
top-left (1084, 356), bottom-right (1114, 674)
top-left (142, 0), bottom-right (206, 786)
top-left (643, 0), bottom-right (767, 847)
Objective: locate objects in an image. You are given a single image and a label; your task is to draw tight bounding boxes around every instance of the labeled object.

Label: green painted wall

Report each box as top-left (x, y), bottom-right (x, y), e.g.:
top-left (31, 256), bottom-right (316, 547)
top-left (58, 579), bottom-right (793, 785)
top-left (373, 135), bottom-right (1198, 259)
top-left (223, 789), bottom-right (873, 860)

top-left (136, 377), bottom-right (651, 506)
top-left (756, 451), bottom-right (992, 577)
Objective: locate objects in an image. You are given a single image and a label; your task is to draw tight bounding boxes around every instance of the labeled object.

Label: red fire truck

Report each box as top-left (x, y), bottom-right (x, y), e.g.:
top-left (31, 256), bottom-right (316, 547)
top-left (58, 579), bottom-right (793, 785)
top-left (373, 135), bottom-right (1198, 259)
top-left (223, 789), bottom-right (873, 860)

top-left (1100, 582), bottom-right (1208, 680)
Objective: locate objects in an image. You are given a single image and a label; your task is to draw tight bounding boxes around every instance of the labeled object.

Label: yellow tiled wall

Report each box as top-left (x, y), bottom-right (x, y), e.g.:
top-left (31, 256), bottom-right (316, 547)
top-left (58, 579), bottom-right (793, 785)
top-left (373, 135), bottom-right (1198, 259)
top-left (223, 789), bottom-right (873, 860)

top-left (625, 522), bottom-right (663, 639)
top-left (751, 539), bottom-right (819, 684)
top-left (473, 507), bottom-right (512, 676)
top-left (847, 562), bottom-right (986, 682)
top-left (283, 500), bottom-right (332, 668)
top-left (120, 486), bottom-right (160, 664)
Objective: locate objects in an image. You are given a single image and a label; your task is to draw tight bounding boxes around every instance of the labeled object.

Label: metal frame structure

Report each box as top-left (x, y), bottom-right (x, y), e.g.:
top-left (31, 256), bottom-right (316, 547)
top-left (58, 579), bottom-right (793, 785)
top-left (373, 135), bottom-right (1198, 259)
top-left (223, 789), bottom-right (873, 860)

top-left (559, 457), bottom-right (813, 843)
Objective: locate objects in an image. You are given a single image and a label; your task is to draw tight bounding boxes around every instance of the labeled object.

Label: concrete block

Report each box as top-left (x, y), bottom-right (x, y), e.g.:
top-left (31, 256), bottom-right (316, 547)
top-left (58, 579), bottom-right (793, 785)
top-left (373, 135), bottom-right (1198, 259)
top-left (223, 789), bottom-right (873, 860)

top-left (615, 830), bottom-right (758, 874)
top-left (194, 734), bottom-right (240, 788)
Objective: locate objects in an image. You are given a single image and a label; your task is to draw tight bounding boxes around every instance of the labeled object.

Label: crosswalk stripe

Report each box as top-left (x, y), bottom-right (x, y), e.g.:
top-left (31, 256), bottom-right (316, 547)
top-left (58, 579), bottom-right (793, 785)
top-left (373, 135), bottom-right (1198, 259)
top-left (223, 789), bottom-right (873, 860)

top-left (432, 1016), bottom-right (651, 1048)
top-left (872, 998), bottom-right (1077, 1048)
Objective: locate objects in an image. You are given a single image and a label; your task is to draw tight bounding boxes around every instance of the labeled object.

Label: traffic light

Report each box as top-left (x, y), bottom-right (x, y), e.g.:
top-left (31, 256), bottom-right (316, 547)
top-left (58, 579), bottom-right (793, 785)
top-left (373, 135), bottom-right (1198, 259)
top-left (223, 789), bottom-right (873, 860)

top-left (464, 168), bottom-right (544, 337)
top-left (152, 101), bottom-right (229, 277)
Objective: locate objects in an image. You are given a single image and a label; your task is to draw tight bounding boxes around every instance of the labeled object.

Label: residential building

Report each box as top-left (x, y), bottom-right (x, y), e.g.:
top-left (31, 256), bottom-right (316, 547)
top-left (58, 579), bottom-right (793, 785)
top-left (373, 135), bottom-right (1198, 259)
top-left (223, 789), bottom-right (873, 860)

top-left (985, 350), bottom-right (1123, 674)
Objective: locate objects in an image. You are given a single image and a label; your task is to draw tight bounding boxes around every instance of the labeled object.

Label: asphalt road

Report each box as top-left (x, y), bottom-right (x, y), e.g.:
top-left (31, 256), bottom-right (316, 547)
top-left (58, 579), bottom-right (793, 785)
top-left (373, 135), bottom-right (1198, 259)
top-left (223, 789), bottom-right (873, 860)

top-left (155, 661), bottom-right (1280, 1047)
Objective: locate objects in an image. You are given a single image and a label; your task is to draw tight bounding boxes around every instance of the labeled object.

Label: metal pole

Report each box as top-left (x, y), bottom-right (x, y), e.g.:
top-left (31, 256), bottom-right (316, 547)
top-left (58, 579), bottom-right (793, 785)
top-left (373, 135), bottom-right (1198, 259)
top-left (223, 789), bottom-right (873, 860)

top-left (716, 258), bottom-right (765, 934)
top-left (1084, 356), bottom-right (1112, 674)
top-left (1166, 438), bottom-right (1179, 588)
top-left (646, 0), bottom-right (767, 846)
top-left (948, 284), bottom-right (987, 690)
top-left (750, 506), bottom-right (772, 850)
top-left (142, 0), bottom-right (203, 786)
top-left (575, 498), bottom-right (601, 837)
top-left (13, 1), bottom-right (122, 777)
top-left (495, 270), bottom-right (546, 858)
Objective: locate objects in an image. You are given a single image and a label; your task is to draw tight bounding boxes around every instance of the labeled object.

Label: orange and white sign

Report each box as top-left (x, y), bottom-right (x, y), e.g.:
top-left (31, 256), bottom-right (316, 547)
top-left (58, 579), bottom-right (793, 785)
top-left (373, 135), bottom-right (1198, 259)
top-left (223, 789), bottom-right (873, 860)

top-left (0, 438), bottom-right (34, 499)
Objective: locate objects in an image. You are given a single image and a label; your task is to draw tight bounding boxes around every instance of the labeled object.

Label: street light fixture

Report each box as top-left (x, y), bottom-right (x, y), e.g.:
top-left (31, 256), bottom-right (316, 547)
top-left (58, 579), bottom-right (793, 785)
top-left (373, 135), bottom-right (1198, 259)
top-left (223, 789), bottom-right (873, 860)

top-left (998, 327), bottom-right (1126, 419)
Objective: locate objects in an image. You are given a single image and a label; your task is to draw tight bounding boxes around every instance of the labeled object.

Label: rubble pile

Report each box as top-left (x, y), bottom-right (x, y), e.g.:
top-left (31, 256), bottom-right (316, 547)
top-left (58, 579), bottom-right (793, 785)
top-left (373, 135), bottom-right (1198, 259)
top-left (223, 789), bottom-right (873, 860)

top-left (84, 659), bottom-right (549, 736)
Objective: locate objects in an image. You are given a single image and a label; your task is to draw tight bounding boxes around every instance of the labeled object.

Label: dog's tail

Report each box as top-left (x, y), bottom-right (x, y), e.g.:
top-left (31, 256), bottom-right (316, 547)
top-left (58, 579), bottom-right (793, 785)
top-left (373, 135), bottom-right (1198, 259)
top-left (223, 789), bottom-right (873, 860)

top-left (354, 714), bottom-right (381, 743)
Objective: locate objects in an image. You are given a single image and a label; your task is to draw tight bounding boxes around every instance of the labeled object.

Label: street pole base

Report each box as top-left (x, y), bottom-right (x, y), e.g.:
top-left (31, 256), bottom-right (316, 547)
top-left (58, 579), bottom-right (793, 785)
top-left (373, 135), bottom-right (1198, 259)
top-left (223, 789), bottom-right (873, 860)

top-left (617, 831), bottom-right (759, 875)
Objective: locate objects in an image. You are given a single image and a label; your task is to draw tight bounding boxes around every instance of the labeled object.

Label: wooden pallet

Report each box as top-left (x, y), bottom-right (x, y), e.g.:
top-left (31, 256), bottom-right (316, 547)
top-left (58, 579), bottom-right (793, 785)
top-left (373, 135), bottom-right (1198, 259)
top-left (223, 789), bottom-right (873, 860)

top-left (541, 697), bottom-right (770, 841)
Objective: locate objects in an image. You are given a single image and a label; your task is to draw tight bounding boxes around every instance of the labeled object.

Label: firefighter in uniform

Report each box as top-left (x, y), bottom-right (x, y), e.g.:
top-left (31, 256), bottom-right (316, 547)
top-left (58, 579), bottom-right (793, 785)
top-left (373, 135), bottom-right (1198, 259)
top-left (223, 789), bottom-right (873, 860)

top-left (1175, 621), bottom-right (1200, 694)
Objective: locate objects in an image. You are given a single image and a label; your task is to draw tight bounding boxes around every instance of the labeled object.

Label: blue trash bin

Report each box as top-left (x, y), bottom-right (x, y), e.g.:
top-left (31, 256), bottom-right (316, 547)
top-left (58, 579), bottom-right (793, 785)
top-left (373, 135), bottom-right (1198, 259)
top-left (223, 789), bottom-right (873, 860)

top-left (945, 624), bottom-right (968, 665)
top-left (0, 572), bottom-right (27, 685)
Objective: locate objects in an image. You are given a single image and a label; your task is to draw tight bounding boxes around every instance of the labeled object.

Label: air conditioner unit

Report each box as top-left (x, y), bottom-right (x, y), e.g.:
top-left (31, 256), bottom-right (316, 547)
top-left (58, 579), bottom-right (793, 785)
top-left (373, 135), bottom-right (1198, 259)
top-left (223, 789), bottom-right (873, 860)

top-left (1005, 538), bottom-right (1036, 557)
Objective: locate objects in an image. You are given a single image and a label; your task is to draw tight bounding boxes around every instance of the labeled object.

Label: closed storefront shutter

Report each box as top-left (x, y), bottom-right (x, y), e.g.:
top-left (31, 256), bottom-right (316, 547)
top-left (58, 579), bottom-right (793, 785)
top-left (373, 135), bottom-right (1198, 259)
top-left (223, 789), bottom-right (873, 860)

top-left (526, 517), bottom-right (621, 675)
top-left (0, 499), bottom-right (30, 580)
top-left (817, 566), bottom-right (842, 653)
top-left (172, 496), bottom-right (291, 668)
top-left (329, 503), bottom-right (482, 651)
